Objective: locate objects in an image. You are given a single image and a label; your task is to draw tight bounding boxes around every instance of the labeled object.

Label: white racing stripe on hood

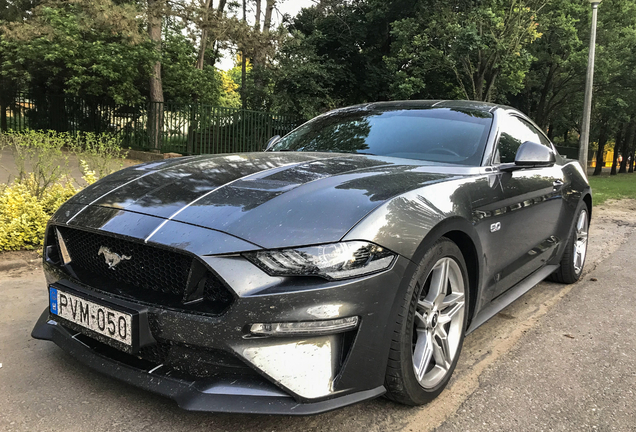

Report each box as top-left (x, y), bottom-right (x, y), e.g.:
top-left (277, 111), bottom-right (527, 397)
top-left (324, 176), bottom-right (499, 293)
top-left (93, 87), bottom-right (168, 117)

top-left (66, 170), bottom-right (159, 224)
top-left (142, 160), bottom-right (313, 243)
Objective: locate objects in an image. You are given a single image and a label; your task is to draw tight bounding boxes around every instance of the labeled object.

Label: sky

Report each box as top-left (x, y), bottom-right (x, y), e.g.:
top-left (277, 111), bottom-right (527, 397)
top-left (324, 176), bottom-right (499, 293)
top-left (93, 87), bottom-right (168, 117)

top-left (216, 0), bottom-right (316, 71)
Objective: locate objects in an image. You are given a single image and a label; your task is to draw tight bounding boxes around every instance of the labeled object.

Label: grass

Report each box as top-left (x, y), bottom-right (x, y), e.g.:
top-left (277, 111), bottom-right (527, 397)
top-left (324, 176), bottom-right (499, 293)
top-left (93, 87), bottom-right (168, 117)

top-left (588, 173), bottom-right (636, 205)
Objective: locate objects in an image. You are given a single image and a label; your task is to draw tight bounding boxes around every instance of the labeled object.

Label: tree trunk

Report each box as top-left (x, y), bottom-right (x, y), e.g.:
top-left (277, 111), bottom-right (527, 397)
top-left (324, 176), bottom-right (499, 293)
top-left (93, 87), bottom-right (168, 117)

top-left (254, 0), bottom-right (262, 31)
top-left (611, 125), bottom-right (625, 176)
top-left (593, 123), bottom-right (608, 176)
top-left (251, 0), bottom-right (275, 109)
top-left (483, 69), bottom-right (499, 102)
top-left (148, 0), bottom-right (164, 152)
top-left (196, 0), bottom-right (213, 70)
top-left (536, 62), bottom-right (557, 129)
top-left (620, 120), bottom-right (636, 173)
top-left (263, 0), bottom-right (275, 33)
top-left (0, 102), bottom-right (7, 132)
top-left (210, 0), bottom-right (228, 68)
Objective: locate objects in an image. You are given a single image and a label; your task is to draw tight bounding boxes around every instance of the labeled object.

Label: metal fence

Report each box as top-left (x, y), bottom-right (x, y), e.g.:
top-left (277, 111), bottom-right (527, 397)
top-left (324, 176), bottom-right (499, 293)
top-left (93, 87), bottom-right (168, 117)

top-left (1, 96), bottom-right (303, 155)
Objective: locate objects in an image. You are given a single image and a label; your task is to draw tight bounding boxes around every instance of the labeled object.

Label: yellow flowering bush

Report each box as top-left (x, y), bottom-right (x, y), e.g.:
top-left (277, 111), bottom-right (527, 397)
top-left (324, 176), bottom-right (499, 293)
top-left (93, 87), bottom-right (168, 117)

top-left (79, 159), bottom-right (98, 185)
top-left (0, 130), bottom-right (123, 251)
top-left (0, 175), bottom-right (78, 250)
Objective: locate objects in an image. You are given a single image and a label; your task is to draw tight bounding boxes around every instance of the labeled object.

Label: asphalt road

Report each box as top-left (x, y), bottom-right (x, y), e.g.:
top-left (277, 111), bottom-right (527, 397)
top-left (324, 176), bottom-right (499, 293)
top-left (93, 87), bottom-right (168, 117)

top-left (1, 203), bottom-right (636, 432)
top-left (437, 232), bottom-right (636, 431)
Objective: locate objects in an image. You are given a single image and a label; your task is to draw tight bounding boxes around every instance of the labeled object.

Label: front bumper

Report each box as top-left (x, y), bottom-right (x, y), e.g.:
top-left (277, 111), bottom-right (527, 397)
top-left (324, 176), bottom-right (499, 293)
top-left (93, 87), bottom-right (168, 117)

top-left (33, 253), bottom-right (416, 415)
top-left (32, 310), bottom-right (384, 415)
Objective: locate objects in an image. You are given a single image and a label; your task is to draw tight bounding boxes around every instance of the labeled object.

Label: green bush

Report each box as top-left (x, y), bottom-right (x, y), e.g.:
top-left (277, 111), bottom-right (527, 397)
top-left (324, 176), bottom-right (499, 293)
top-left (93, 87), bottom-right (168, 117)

top-left (68, 132), bottom-right (126, 180)
top-left (0, 130), bottom-right (124, 251)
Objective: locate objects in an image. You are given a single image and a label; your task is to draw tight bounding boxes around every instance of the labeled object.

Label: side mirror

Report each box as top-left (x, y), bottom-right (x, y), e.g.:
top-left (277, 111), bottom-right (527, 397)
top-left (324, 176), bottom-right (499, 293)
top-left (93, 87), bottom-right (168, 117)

top-left (501, 141), bottom-right (555, 171)
top-left (264, 135), bottom-right (281, 152)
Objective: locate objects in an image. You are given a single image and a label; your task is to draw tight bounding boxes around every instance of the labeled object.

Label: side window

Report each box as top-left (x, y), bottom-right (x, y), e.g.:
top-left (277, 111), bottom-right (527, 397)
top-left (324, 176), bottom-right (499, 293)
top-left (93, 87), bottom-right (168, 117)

top-left (495, 115), bottom-right (543, 164)
top-left (520, 119), bottom-right (553, 148)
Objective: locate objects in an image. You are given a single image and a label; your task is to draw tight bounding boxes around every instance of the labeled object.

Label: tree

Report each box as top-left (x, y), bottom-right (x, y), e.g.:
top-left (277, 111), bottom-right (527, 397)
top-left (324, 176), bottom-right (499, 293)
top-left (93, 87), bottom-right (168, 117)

top-left (3, 0), bottom-right (153, 104)
top-left (193, 0), bottom-right (228, 70)
top-left (507, 0), bottom-right (586, 130)
top-left (272, 0), bottom-right (395, 116)
top-left (2, 0), bottom-right (155, 132)
top-left (1, 0), bottom-right (37, 131)
top-left (389, 0), bottom-right (545, 102)
top-left (162, 29), bottom-right (222, 104)
top-left (147, 0), bottom-right (164, 150)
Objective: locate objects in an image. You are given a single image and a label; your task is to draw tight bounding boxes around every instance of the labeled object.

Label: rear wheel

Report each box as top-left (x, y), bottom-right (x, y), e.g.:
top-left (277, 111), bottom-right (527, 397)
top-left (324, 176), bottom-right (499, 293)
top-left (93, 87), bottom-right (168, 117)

top-left (385, 238), bottom-right (468, 405)
top-left (549, 202), bottom-right (589, 284)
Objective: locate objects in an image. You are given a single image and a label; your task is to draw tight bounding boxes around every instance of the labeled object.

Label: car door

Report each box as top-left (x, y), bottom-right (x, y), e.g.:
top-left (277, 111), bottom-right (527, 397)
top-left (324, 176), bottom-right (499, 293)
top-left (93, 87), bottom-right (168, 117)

top-left (486, 113), bottom-right (564, 299)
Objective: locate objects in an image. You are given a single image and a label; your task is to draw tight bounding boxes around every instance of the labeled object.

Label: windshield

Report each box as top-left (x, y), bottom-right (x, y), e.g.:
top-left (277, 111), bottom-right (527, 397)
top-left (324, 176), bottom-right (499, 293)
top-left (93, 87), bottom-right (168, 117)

top-left (270, 107), bottom-right (493, 166)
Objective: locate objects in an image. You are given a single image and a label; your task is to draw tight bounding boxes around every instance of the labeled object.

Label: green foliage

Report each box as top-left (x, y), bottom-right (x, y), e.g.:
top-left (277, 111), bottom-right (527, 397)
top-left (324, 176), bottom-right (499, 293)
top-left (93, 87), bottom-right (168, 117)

top-left (67, 132), bottom-right (126, 180)
top-left (0, 180), bottom-right (50, 251)
top-left (1, 129), bottom-right (124, 191)
top-left (3, 0), bottom-right (154, 105)
top-left (161, 30), bottom-right (222, 104)
top-left (270, 1), bottom-right (392, 118)
top-left (272, 30), bottom-right (342, 118)
top-left (272, 0), bottom-right (544, 115)
top-left (386, 0), bottom-right (544, 102)
top-left (0, 129), bottom-right (125, 250)
top-left (5, 130), bottom-right (71, 199)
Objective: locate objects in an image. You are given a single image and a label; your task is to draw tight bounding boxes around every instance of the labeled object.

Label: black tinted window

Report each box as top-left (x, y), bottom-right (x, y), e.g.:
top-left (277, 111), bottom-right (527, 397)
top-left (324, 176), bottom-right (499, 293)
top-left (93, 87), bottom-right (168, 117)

top-left (496, 115), bottom-right (544, 163)
top-left (271, 107), bottom-right (493, 166)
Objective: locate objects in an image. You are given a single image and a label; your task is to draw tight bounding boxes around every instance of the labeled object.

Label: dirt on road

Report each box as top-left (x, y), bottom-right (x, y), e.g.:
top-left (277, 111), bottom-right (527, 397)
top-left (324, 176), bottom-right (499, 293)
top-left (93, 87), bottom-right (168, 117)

top-left (1, 201), bottom-right (635, 432)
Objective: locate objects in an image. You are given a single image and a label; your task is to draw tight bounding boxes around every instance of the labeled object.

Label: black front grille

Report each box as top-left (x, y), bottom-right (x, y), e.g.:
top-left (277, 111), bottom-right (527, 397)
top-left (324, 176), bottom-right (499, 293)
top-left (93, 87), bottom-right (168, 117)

top-left (60, 227), bottom-right (192, 296)
top-left (53, 226), bottom-right (233, 314)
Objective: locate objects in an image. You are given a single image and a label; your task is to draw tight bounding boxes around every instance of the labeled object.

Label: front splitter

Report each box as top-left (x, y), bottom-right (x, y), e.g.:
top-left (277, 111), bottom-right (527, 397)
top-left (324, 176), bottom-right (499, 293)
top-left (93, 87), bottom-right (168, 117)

top-left (31, 309), bottom-right (385, 415)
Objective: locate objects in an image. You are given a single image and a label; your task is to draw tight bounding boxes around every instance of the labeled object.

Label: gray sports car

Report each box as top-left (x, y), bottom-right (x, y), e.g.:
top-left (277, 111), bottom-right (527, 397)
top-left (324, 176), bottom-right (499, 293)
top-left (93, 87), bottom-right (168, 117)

top-left (32, 100), bottom-right (591, 414)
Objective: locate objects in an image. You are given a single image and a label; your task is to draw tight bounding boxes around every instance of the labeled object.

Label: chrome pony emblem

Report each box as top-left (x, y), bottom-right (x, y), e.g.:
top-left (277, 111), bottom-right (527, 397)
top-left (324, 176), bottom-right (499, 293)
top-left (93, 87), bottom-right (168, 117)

top-left (98, 246), bottom-right (131, 270)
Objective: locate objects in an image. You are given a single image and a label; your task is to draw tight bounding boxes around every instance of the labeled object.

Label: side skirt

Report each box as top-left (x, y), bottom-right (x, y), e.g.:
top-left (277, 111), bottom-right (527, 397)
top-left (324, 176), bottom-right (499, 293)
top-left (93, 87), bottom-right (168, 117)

top-left (466, 264), bottom-right (559, 335)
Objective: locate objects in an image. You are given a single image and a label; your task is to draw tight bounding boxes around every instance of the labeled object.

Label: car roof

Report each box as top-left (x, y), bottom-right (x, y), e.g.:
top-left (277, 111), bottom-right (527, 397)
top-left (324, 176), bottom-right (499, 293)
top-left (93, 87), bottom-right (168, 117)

top-left (342, 100), bottom-right (513, 114)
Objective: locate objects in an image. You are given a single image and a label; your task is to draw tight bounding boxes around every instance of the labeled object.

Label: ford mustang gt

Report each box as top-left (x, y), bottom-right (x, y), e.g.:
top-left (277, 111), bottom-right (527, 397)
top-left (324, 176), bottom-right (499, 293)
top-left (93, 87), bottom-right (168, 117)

top-left (32, 100), bottom-right (591, 414)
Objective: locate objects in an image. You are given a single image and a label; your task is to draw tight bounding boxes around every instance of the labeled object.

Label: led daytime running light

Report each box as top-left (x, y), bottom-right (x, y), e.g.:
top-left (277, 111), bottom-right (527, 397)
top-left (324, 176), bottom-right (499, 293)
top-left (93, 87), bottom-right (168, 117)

top-left (250, 317), bottom-right (359, 336)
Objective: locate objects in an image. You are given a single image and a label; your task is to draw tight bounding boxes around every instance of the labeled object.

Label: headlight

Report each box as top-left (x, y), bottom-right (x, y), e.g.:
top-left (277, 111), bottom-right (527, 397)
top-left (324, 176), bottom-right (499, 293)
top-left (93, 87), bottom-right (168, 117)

top-left (243, 241), bottom-right (396, 280)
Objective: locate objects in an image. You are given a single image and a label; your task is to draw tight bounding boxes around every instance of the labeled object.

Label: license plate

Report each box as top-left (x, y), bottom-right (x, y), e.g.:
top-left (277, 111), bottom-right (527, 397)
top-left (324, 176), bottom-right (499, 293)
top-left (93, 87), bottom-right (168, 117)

top-left (49, 288), bottom-right (132, 347)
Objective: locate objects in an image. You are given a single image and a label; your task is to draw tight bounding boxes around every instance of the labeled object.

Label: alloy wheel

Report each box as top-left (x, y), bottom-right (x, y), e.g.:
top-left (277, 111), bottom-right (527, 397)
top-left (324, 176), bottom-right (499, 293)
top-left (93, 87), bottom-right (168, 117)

top-left (412, 257), bottom-right (465, 389)
top-left (573, 210), bottom-right (589, 274)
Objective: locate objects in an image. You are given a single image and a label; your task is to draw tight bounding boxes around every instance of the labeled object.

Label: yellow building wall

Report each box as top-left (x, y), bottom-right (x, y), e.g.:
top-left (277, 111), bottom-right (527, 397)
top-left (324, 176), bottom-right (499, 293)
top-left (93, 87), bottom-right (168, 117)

top-left (590, 149), bottom-right (614, 167)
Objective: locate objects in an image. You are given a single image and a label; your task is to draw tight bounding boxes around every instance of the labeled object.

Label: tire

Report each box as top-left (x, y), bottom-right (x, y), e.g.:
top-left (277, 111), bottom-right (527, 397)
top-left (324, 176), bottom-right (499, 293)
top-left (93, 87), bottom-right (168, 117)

top-left (548, 202), bottom-right (589, 284)
top-left (385, 237), bottom-right (469, 405)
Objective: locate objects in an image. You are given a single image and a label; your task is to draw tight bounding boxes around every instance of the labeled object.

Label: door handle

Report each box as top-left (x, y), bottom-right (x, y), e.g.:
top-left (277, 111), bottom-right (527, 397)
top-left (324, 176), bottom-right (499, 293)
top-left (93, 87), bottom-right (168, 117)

top-left (553, 179), bottom-right (564, 190)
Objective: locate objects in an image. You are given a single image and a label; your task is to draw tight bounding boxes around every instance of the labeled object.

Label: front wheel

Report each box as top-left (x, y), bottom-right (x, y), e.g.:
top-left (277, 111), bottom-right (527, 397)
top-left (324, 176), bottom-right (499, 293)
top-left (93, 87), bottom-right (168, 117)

top-left (549, 202), bottom-right (589, 284)
top-left (385, 238), bottom-right (469, 405)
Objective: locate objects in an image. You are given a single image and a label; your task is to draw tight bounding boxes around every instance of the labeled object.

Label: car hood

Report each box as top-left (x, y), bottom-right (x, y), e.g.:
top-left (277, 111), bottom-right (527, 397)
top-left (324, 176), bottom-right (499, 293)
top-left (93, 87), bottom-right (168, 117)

top-left (61, 152), bottom-right (469, 250)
